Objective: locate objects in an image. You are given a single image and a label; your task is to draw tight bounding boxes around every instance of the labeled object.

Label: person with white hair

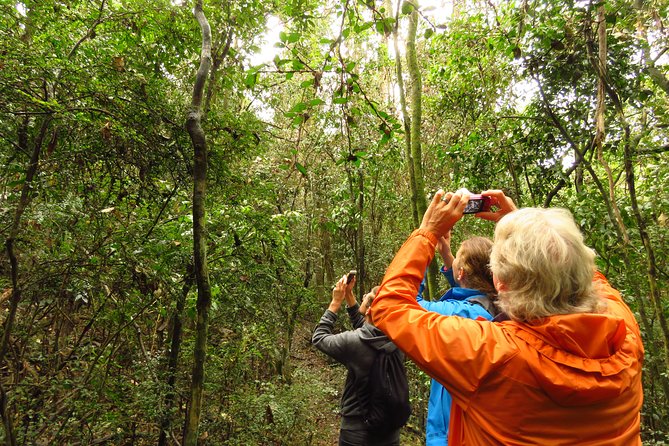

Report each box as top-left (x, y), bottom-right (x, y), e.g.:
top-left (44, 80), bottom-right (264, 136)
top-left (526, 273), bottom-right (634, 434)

top-left (371, 189), bottom-right (643, 445)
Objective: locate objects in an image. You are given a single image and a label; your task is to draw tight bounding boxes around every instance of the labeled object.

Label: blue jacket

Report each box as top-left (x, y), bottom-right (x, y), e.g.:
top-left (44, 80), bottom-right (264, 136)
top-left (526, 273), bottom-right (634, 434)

top-left (416, 267), bottom-right (493, 446)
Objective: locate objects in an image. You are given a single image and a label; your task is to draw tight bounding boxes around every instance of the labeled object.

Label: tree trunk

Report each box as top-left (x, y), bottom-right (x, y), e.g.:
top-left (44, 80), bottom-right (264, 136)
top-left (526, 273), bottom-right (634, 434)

top-left (392, 13), bottom-right (419, 229)
top-left (1, 114), bottom-right (52, 446)
top-left (158, 263), bottom-right (194, 446)
top-left (405, 4), bottom-right (439, 297)
top-left (183, 1), bottom-right (212, 445)
top-left (356, 168), bottom-right (366, 301)
top-left (592, 4), bottom-right (630, 245)
top-left (406, 8), bottom-right (426, 222)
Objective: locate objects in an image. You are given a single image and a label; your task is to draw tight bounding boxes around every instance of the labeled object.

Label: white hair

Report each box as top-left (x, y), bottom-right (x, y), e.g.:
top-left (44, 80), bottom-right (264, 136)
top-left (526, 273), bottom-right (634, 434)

top-left (489, 207), bottom-right (602, 321)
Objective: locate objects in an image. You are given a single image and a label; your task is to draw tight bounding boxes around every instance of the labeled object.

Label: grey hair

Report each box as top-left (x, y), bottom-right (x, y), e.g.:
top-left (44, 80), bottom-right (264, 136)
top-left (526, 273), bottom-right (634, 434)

top-left (490, 207), bottom-right (602, 322)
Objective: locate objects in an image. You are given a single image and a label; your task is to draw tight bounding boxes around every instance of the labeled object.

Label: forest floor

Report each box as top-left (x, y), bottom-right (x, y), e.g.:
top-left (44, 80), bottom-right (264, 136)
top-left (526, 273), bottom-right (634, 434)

top-left (291, 323), bottom-right (343, 445)
top-left (291, 322), bottom-right (425, 446)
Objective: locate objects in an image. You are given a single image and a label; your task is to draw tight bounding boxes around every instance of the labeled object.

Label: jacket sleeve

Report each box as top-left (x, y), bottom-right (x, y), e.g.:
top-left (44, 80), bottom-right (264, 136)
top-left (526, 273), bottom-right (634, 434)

top-left (371, 229), bottom-right (515, 402)
top-left (346, 303), bottom-right (365, 330)
top-left (312, 309), bottom-right (360, 364)
top-left (442, 266), bottom-right (457, 288)
top-left (417, 267), bottom-right (453, 303)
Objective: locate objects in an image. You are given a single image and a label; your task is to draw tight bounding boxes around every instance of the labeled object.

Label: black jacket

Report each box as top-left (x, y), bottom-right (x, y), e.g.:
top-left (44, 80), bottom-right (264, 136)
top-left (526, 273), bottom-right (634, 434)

top-left (312, 303), bottom-right (404, 430)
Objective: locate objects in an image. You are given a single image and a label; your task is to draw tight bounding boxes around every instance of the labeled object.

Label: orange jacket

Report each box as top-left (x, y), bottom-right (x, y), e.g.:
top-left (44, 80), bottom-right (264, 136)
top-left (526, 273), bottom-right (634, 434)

top-left (371, 229), bottom-right (644, 445)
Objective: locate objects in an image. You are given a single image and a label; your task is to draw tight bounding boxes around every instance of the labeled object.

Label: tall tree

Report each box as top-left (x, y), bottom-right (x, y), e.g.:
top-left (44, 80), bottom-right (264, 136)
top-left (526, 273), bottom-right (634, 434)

top-left (183, 1), bottom-right (212, 444)
top-left (405, 3), bottom-right (438, 297)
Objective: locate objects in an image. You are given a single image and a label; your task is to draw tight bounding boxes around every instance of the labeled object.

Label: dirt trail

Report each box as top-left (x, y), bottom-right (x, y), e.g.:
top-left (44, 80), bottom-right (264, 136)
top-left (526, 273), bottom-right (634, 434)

top-left (291, 322), bottom-right (342, 445)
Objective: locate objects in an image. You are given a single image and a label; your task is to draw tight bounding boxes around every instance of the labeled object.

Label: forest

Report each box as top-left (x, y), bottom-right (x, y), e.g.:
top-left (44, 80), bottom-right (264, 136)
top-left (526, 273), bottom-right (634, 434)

top-left (1, 0), bottom-right (668, 444)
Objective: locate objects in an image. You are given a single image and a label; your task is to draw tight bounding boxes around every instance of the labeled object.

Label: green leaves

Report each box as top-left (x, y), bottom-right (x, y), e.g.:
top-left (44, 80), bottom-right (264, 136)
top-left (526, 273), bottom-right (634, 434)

top-left (245, 70), bottom-right (260, 88)
top-left (279, 31), bottom-right (301, 44)
top-left (294, 162), bottom-right (307, 176)
top-left (375, 17), bottom-right (395, 36)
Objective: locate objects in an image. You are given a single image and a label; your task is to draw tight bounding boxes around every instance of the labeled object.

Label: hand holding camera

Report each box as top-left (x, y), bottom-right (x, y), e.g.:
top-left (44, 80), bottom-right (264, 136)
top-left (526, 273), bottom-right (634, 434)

top-left (420, 189), bottom-right (517, 238)
top-left (475, 189), bottom-right (517, 222)
top-left (420, 190), bottom-right (468, 238)
top-left (329, 271), bottom-right (358, 312)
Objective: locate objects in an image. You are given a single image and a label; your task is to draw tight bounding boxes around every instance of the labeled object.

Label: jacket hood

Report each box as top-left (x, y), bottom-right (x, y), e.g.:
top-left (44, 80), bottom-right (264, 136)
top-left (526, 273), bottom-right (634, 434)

top-left (360, 323), bottom-right (397, 352)
top-left (440, 287), bottom-right (483, 302)
top-left (511, 312), bottom-right (642, 406)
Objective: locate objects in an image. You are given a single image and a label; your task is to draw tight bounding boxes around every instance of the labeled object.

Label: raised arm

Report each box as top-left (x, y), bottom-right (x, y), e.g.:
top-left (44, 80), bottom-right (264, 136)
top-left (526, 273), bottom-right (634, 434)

top-left (436, 231), bottom-right (454, 270)
top-left (371, 190), bottom-right (514, 399)
top-left (371, 228), bottom-right (512, 399)
top-left (312, 275), bottom-right (360, 362)
top-left (342, 274), bottom-right (366, 329)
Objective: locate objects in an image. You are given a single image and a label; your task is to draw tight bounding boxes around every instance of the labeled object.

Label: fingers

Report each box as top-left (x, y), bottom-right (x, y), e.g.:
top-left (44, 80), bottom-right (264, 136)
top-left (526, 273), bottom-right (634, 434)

top-left (333, 275), bottom-right (346, 291)
top-left (474, 211), bottom-right (497, 221)
top-left (447, 191), bottom-right (467, 210)
top-left (442, 191), bottom-right (468, 216)
top-left (346, 275), bottom-right (356, 290)
top-left (425, 189), bottom-right (445, 218)
top-left (478, 189), bottom-right (518, 222)
top-left (480, 189), bottom-right (505, 206)
top-left (420, 190), bottom-right (467, 237)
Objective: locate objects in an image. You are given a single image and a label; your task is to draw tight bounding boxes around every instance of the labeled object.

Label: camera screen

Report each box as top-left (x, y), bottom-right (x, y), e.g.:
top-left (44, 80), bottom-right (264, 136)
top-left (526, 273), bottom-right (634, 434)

top-left (463, 199), bottom-right (484, 214)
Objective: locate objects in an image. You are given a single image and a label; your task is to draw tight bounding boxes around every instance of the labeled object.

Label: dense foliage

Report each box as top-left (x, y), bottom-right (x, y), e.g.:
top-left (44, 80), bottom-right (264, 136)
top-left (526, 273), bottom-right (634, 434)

top-left (1, 0), bottom-right (668, 444)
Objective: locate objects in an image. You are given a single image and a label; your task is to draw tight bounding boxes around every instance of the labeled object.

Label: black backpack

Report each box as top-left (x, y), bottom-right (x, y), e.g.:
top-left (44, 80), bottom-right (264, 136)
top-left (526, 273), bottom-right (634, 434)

top-left (363, 342), bottom-right (411, 434)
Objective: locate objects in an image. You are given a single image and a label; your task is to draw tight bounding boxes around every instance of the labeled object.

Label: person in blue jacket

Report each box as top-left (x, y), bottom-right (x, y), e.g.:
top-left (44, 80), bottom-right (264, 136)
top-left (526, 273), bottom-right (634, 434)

top-left (416, 232), bottom-right (499, 445)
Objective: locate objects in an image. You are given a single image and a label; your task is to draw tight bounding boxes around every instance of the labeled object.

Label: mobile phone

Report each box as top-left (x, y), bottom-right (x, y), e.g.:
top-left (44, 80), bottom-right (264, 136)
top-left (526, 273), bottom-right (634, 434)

top-left (346, 270), bottom-right (357, 284)
top-left (463, 194), bottom-right (493, 214)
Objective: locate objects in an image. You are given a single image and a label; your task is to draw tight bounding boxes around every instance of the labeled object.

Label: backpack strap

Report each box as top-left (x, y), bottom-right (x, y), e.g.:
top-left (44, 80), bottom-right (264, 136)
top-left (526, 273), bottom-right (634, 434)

top-left (378, 340), bottom-right (398, 354)
top-left (468, 295), bottom-right (500, 318)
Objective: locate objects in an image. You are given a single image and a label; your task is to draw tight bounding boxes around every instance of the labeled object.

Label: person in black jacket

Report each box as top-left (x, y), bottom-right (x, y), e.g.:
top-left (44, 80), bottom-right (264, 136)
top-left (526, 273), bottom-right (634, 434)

top-left (312, 274), bottom-right (404, 446)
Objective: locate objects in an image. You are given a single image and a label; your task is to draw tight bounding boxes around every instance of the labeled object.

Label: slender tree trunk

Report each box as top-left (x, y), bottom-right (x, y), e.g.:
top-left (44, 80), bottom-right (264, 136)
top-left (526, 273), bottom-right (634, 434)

top-left (592, 5), bottom-right (630, 245)
top-left (343, 163), bottom-right (366, 302)
top-left (405, 4), bottom-right (439, 297)
top-left (406, 8), bottom-right (426, 222)
top-left (392, 17), bottom-right (419, 228)
top-left (183, 1), bottom-right (212, 445)
top-left (316, 180), bottom-right (334, 300)
top-left (158, 264), bottom-right (194, 446)
top-left (1, 115), bottom-right (52, 446)
top-left (356, 168), bottom-right (366, 300)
